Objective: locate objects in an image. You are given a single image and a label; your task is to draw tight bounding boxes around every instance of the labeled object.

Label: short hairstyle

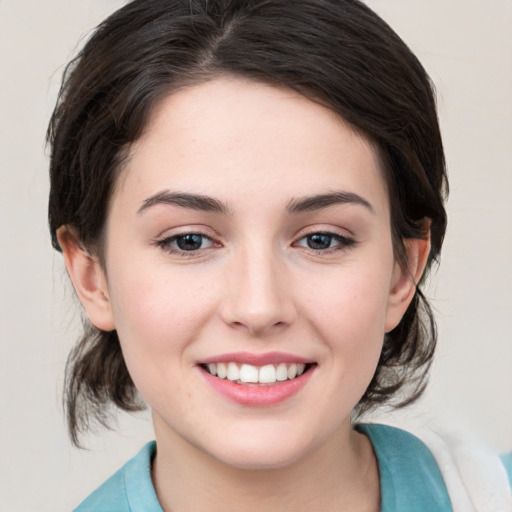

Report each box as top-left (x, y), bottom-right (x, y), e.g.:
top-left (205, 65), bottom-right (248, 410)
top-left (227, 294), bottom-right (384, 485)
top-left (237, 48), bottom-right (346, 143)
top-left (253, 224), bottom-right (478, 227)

top-left (48, 0), bottom-right (448, 445)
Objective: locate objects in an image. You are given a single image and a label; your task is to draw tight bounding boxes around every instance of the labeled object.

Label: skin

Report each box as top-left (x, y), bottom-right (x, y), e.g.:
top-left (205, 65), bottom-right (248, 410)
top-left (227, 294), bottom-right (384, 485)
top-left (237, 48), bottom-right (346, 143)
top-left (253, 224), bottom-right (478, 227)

top-left (58, 77), bottom-right (430, 511)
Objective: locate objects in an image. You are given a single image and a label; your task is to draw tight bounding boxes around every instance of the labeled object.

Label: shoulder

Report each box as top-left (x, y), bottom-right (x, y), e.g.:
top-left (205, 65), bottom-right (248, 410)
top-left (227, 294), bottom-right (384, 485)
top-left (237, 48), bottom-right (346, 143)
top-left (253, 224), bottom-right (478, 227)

top-left (357, 423), bottom-right (452, 511)
top-left (73, 441), bottom-right (163, 512)
top-left (358, 422), bottom-right (429, 451)
top-left (357, 422), bottom-right (445, 475)
top-left (73, 465), bottom-right (130, 512)
top-left (359, 422), bottom-right (512, 512)
top-left (501, 452), bottom-right (512, 487)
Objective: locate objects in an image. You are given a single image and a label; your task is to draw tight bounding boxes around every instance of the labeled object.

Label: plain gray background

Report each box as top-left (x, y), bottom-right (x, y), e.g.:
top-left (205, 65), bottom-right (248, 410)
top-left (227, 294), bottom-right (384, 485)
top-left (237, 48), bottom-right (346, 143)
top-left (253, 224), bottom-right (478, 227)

top-left (1, 1), bottom-right (511, 510)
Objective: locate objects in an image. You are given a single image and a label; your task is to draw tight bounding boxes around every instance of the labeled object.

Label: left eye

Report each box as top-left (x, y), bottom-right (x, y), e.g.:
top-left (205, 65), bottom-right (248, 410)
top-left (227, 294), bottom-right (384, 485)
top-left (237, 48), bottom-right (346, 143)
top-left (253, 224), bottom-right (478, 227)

top-left (157, 233), bottom-right (215, 253)
top-left (296, 232), bottom-right (353, 251)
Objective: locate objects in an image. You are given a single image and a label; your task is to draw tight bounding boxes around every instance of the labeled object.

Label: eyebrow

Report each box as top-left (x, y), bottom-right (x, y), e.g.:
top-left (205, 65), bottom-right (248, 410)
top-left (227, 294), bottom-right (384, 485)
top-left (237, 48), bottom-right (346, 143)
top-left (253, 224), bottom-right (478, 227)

top-left (138, 191), bottom-right (232, 215)
top-left (138, 190), bottom-right (373, 216)
top-left (285, 191), bottom-right (374, 215)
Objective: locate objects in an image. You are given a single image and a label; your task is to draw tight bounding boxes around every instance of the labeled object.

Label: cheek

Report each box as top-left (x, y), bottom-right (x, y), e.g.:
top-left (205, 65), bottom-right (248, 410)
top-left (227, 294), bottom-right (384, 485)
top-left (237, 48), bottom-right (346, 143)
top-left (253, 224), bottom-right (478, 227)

top-left (105, 262), bottom-right (217, 386)
top-left (309, 266), bottom-right (391, 338)
top-left (278, 264), bottom-right (394, 441)
top-left (301, 262), bottom-right (393, 382)
top-left (109, 259), bottom-right (207, 335)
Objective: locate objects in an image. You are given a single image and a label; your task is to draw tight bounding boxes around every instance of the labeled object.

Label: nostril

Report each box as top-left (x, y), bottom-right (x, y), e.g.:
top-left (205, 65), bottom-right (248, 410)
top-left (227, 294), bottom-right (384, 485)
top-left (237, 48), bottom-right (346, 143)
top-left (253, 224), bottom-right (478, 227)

top-left (226, 316), bottom-right (289, 336)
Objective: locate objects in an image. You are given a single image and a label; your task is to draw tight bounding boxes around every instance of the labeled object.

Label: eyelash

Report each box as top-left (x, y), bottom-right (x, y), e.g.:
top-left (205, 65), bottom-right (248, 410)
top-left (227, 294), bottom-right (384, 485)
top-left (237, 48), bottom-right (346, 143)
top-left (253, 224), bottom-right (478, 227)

top-left (154, 230), bottom-right (357, 257)
top-left (294, 231), bottom-right (357, 254)
top-left (154, 232), bottom-right (218, 258)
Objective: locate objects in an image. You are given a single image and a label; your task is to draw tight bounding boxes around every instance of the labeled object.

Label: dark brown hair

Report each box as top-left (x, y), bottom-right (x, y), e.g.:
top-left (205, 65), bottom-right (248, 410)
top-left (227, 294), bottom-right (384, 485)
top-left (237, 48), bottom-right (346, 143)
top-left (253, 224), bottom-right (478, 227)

top-left (48, 0), bottom-right (448, 445)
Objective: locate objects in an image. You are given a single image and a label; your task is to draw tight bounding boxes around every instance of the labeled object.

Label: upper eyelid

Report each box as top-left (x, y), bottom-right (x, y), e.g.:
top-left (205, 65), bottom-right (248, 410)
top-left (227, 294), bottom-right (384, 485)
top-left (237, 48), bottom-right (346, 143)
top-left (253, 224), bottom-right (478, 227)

top-left (299, 230), bottom-right (352, 239)
top-left (154, 224), bottom-right (218, 240)
top-left (293, 226), bottom-right (355, 240)
top-left (163, 232), bottom-right (213, 240)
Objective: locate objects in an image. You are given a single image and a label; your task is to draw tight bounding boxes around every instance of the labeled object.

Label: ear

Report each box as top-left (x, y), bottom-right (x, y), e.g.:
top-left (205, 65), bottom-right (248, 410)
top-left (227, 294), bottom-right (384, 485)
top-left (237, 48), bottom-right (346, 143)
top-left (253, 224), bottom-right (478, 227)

top-left (56, 226), bottom-right (116, 331)
top-left (385, 222), bottom-right (431, 333)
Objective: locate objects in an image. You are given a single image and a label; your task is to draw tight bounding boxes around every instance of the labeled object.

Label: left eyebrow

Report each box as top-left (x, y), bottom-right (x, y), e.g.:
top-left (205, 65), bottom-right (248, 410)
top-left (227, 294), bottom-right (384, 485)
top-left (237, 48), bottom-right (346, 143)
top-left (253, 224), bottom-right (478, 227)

top-left (138, 191), bottom-right (233, 215)
top-left (285, 191), bottom-right (374, 215)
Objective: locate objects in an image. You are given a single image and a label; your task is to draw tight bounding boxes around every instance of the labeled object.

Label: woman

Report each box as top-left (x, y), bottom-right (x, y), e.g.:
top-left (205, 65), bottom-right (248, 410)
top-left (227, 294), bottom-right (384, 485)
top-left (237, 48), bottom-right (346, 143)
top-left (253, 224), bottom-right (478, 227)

top-left (47, 0), bottom-right (511, 510)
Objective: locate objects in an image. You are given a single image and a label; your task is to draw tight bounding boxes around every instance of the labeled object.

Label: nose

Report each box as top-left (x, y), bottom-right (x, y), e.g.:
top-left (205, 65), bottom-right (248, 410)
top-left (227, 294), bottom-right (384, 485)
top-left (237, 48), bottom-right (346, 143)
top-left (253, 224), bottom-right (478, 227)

top-left (219, 244), bottom-right (297, 336)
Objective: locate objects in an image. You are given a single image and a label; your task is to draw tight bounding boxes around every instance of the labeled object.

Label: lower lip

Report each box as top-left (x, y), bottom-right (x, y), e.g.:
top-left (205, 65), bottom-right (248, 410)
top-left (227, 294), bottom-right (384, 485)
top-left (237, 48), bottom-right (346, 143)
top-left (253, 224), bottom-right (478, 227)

top-left (199, 367), bottom-right (314, 407)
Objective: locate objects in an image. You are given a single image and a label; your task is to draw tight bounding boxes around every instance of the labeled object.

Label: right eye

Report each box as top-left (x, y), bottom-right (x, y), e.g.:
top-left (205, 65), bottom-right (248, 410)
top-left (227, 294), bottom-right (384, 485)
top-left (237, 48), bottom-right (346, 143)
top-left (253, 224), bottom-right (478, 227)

top-left (156, 233), bottom-right (216, 255)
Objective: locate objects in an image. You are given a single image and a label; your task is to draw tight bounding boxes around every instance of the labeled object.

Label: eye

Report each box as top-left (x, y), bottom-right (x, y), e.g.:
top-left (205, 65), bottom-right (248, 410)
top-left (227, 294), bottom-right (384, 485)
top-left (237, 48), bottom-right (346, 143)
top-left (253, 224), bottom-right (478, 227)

top-left (295, 232), bottom-right (355, 252)
top-left (156, 233), bottom-right (216, 254)
top-left (174, 234), bottom-right (209, 251)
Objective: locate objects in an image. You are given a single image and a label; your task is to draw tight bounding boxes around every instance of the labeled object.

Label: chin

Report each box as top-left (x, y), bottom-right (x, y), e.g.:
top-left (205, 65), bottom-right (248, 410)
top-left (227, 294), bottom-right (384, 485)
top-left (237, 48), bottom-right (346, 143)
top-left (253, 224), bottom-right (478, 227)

top-left (201, 422), bottom-right (322, 471)
top-left (212, 443), bottom-right (306, 471)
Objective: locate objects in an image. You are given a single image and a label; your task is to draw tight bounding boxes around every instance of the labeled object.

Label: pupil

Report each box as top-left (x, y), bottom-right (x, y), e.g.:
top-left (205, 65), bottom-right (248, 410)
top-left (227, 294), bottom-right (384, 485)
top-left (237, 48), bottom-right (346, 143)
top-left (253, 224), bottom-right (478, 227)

top-left (308, 234), bottom-right (332, 250)
top-left (177, 234), bottom-right (202, 251)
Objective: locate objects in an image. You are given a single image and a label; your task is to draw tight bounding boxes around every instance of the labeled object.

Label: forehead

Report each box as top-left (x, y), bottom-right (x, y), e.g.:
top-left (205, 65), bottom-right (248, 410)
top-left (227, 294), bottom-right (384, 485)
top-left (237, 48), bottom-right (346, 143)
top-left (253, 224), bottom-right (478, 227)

top-left (115, 77), bottom-right (389, 218)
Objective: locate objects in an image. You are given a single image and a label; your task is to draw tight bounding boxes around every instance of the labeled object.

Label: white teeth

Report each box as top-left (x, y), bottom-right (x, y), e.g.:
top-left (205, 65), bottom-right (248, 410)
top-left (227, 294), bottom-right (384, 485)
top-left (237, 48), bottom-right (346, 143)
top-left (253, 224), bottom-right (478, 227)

top-left (217, 362), bottom-right (227, 379)
top-left (287, 364), bottom-right (298, 379)
top-left (239, 364), bottom-right (259, 383)
top-left (258, 364), bottom-right (276, 384)
top-left (276, 363), bottom-right (288, 381)
top-left (227, 362), bottom-right (240, 381)
top-left (204, 361), bottom-right (311, 384)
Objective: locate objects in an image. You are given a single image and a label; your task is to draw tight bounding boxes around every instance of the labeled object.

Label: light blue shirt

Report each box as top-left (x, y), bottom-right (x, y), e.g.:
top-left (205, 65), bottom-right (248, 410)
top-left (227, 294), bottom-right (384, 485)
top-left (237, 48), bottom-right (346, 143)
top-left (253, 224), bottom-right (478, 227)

top-left (74, 423), bottom-right (507, 511)
top-left (501, 452), bottom-right (512, 487)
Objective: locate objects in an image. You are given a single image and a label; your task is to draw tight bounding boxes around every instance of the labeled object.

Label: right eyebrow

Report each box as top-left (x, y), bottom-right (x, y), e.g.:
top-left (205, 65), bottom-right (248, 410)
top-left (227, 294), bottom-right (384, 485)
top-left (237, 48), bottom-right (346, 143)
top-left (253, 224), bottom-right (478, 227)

top-left (285, 191), bottom-right (374, 215)
top-left (137, 191), bottom-right (233, 215)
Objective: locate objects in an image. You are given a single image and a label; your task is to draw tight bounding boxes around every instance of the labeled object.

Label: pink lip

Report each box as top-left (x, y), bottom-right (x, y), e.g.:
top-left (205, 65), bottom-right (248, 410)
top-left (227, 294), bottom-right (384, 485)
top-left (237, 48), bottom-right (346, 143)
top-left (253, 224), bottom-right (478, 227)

top-left (198, 362), bottom-right (315, 408)
top-left (197, 351), bottom-right (313, 366)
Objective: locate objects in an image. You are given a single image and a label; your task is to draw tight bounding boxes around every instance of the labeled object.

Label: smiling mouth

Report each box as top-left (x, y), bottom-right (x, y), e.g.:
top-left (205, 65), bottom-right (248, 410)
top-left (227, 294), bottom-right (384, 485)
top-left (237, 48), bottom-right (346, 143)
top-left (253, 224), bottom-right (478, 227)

top-left (200, 362), bottom-right (315, 386)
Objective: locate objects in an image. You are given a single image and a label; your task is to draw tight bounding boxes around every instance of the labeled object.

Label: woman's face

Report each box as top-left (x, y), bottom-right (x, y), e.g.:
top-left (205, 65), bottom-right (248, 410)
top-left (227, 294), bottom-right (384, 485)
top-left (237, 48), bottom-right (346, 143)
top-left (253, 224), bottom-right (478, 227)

top-left (93, 77), bottom-right (412, 469)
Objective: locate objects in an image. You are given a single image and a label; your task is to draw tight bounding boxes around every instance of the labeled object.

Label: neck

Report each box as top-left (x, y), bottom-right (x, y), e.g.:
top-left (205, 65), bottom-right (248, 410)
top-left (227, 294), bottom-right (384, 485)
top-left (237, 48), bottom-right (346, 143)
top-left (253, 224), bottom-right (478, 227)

top-left (151, 418), bottom-right (380, 512)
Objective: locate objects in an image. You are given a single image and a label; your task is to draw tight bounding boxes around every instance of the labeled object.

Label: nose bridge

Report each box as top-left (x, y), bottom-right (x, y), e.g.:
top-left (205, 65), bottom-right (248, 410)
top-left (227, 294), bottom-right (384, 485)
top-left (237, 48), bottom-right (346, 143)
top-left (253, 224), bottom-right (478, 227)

top-left (221, 239), bottom-right (294, 335)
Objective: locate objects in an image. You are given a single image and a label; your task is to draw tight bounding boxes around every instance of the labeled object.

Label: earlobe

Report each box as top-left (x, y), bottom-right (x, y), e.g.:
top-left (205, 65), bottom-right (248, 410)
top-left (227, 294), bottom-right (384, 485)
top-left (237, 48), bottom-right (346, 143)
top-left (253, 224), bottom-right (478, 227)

top-left (385, 222), bottom-right (431, 333)
top-left (56, 226), bottom-right (116, 332)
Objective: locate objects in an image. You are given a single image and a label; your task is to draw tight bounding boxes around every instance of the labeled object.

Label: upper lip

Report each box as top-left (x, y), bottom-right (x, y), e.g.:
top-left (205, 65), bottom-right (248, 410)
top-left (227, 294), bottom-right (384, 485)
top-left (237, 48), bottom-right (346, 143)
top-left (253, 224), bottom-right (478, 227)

top-left (197, 351), bottom-right (314, 366)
